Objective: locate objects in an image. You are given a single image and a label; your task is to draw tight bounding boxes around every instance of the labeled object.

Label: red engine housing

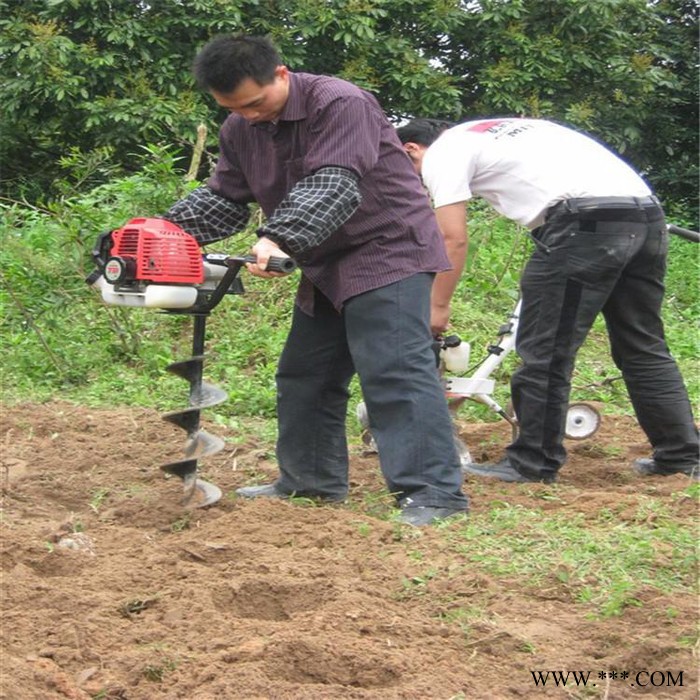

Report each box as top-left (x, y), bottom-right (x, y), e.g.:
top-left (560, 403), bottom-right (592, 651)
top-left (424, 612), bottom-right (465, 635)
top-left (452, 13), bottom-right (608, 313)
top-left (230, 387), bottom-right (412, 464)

top-left (108, 218), bottom-right (204, 285)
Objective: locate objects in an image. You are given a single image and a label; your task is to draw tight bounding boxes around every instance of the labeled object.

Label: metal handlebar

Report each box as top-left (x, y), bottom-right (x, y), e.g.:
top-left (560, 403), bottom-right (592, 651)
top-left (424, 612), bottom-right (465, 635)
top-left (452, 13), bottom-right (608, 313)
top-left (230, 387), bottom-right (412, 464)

top-left (234, 255), bottom-right (297, 273)
top-left (668, 224), bottom-right (700, 243)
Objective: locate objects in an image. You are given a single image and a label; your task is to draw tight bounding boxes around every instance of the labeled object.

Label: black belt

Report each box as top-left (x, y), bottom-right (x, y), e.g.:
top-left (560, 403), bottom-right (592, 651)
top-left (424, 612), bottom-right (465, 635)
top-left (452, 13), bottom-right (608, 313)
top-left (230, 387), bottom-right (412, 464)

top-left (547, 195), bottom-right (660, 217)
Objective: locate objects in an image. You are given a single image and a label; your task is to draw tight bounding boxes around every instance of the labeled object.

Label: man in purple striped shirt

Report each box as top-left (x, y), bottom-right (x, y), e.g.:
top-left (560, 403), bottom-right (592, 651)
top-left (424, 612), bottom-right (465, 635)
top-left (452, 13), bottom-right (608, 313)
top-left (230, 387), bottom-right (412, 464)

top-left (164, 35), bottom-right (469, 526)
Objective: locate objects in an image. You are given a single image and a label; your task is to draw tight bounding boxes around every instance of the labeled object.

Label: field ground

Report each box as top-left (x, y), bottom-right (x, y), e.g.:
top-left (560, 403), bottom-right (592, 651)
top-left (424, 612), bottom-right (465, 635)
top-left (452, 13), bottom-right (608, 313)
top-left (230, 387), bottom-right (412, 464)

top-left (1, 400), bottom-right (697, 699)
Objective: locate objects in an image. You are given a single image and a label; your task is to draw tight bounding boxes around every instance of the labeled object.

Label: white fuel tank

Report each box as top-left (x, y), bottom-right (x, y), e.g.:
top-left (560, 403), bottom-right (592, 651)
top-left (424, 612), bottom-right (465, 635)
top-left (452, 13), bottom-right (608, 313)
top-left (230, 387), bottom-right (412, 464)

top-left (92, 275), bottom-right (197, 309)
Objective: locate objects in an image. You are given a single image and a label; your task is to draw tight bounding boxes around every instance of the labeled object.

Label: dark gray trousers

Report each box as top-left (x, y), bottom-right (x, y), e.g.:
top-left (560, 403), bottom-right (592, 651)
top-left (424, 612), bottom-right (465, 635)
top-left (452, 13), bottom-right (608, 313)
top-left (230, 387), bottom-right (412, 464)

top-left (508, 199), bottom-right (699, 479)
top-left (274, 273), bottom-right (468, 510)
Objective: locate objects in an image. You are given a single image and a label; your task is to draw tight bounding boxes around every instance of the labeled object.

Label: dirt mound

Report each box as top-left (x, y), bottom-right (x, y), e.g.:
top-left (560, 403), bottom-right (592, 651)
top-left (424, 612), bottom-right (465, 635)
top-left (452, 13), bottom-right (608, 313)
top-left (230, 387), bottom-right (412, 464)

top-left (1, 401), bottom-right (697, 699)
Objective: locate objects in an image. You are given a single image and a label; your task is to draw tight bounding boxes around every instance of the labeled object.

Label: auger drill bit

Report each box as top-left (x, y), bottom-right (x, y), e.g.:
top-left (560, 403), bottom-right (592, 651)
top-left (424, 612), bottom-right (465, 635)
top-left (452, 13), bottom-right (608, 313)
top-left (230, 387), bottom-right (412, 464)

top-left (160, 316), bottom-right (228, 507)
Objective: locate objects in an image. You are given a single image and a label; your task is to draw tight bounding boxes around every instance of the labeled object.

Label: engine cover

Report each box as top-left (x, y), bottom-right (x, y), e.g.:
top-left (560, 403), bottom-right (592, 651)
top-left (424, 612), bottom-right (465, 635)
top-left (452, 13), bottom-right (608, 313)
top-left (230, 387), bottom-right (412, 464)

top-left (108, 218), bottom-right (204, 285)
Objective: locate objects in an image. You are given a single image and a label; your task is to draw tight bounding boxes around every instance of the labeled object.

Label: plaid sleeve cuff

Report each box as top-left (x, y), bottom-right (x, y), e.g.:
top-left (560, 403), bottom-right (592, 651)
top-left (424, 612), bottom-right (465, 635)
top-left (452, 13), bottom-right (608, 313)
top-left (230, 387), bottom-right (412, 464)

top-left (163, 185), bottom-right (251, 245)
top-left (258, 167), bottom-right (361, 255)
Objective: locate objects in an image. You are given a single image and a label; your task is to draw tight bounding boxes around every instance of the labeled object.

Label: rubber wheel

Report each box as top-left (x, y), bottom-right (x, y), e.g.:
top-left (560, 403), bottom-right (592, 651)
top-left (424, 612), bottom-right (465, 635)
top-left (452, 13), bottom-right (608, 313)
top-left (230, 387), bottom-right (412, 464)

top-left (565, 403), bottom-right (601, 440)
top-left (507, 401), bottom-right (601, 441)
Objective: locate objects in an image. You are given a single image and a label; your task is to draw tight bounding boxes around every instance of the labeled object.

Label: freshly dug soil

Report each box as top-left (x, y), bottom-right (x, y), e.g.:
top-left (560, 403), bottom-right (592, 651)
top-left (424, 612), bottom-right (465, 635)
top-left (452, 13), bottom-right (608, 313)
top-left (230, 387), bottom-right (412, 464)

top-left (1, 401), bottom-right (697, 699)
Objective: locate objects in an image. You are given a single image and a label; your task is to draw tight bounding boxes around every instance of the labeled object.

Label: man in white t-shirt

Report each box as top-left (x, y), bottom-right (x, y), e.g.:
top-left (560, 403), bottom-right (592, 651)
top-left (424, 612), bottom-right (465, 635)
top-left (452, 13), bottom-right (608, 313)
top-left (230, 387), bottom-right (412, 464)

top-left (397, 117), bottom-right (699, 483)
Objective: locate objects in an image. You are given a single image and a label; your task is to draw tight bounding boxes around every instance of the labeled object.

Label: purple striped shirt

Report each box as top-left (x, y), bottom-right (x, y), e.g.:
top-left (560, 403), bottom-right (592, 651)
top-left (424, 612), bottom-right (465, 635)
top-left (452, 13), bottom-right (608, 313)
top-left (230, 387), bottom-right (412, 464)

top-left (208, 72), bottom-right (450, 313)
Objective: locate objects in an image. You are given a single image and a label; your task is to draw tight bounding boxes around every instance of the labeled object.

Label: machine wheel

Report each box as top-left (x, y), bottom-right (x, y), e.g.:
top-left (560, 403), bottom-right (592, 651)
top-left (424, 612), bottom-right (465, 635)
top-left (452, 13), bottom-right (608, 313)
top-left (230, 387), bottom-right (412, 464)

top-left (506, 401), bottom-right (601, 440)
top-left (565, 403), bottom-right (601, 440)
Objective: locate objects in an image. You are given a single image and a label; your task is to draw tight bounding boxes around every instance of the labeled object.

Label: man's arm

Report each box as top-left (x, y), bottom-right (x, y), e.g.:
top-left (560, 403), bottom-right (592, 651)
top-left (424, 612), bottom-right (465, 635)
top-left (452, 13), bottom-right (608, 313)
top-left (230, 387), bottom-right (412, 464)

top-left (431, 201), bottom-right (468, 336)
top-left (163, 185), bottom-right (251, 244)
top-left (250, 166), bottom-right (362, 274)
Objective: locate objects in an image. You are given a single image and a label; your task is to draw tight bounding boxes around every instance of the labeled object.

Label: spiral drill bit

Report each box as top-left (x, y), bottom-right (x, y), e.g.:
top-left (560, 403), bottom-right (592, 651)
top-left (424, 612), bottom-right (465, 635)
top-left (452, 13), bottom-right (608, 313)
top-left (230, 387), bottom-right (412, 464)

top-left (160, 316), bottom-right (227, 507)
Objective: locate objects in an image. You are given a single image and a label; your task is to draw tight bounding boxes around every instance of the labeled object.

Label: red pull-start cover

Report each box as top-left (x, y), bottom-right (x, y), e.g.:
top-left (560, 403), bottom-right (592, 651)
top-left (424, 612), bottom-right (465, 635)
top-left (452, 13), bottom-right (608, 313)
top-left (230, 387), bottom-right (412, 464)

top-left (110, 218), bottom-right (204, 284)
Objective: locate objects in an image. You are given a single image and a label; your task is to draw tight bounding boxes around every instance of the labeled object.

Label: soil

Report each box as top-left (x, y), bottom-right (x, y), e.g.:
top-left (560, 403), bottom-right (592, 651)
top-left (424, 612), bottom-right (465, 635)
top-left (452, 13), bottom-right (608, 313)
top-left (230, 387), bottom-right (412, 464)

top-left (1, 400), bottom-right (697, 700)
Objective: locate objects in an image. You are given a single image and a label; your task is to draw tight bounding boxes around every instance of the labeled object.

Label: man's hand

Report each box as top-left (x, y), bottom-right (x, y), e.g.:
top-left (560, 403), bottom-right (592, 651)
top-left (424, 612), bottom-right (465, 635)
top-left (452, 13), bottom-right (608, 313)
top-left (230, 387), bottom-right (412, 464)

top-left (248, 237), bottom-right (293, 278)
top-left (430, 302), bottom-right (451, 337)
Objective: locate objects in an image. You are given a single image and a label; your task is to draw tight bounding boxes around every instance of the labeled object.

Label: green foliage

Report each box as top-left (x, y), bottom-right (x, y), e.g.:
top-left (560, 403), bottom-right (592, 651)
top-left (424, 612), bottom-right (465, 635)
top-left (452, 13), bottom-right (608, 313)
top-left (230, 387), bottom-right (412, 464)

top-left (0, 0), bottom-right (462, 201)
top-left (1, 147), bottom-right (195, 397)
top-left (437, 0), bottom-right (698, 215)
top-left (1, 0), bottom-right (214, 198)
top-left (3, 1), bottom-right (696, 213)
top-left (1, 154), bottom-right (697, 425)
top-left (0, 148), bottom-right (295, 416)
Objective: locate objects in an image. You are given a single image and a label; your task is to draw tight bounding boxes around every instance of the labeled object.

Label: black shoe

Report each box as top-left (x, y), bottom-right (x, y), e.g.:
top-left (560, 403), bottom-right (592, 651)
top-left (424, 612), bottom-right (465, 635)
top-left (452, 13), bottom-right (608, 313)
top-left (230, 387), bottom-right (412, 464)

top-left (397, 506), bottom-right (468, 527)
top-left (235, 483), bottom-right (288, 499)
top-left (633, 458), bottom-right (699, 480)
top-left (462, 458), bottom-right (556, 484)
top-left (235, 483), bottom-right (347, 502)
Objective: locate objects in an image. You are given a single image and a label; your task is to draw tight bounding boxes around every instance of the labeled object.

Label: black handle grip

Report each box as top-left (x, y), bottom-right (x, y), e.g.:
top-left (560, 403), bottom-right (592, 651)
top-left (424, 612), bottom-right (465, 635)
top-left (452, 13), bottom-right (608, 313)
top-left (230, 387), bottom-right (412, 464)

top-left (240, 255), bottom-right (297, 273)
top-left (91, 229), bottom-right (115, 268)
top-left (668, 224), bottom-right (700, 243)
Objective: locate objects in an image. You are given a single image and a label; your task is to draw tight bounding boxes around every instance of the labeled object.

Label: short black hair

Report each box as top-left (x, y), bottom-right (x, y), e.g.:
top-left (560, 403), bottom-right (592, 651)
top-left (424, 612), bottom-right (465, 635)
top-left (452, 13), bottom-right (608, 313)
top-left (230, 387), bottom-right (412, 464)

top-left (396, 118), bottom-right (454, 146)
top-left (192, 34), bottom-right (282, 93)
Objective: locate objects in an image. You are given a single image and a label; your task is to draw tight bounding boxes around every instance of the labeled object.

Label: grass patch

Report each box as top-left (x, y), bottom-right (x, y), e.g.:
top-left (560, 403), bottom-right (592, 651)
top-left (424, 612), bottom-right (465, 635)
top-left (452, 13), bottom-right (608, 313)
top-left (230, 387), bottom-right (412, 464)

top-left (421, 494), bottom-right (698, 618)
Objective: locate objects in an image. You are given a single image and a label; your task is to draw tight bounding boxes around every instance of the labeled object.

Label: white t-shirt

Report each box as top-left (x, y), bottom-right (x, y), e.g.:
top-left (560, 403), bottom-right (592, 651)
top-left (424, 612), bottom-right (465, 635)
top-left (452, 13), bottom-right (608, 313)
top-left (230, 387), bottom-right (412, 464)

top-left (421, 118), bottom-right (652, 228)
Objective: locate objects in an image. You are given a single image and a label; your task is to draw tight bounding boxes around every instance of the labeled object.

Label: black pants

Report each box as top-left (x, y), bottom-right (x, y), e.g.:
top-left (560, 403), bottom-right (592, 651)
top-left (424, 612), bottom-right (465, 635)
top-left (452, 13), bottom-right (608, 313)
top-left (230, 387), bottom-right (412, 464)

top-left (274, 273), bottom-right (468, 510)
top-left (508, 198), bottom-right (699, 479)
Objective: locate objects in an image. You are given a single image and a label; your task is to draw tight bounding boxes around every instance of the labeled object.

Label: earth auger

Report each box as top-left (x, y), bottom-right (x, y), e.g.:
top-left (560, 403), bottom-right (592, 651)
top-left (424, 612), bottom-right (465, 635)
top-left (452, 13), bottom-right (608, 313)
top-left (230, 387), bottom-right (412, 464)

top-left (87, 217), bottom-right (296, 508)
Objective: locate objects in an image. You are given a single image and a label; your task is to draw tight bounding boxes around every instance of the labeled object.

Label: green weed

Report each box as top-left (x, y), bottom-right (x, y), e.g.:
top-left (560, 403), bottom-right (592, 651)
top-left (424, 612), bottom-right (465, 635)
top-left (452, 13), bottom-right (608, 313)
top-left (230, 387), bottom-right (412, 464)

top-left (2, 169), bottom-right (696, 417)
top-left (142, 656), bottom-right (177, 682)
top-left (435, 499), bottom-right (697, 617)
top-left (89, 488), bottom-right (110, 512)
top-left (354, 521), bottom-right (372, 537)
top-left (397, 567), bottom-right (439, 599)
top-left (348, 489), bottom-right (396, 519)
top-left (118, 596), bottom-right (159, 618)
top-left (170, 513), bottom-right (191, 533)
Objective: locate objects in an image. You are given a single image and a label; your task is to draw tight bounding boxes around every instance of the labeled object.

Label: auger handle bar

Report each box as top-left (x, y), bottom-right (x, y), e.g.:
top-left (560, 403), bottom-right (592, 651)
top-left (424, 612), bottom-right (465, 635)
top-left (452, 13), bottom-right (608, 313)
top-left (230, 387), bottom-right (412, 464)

top-left (668, 224), bottom-right (700, 243)
top-left (193, 253), bottom-right (297, 314)
top-left (203, 253), bottom-right (297, 274)
top-left (234, 254), bottom-right (297, 274)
